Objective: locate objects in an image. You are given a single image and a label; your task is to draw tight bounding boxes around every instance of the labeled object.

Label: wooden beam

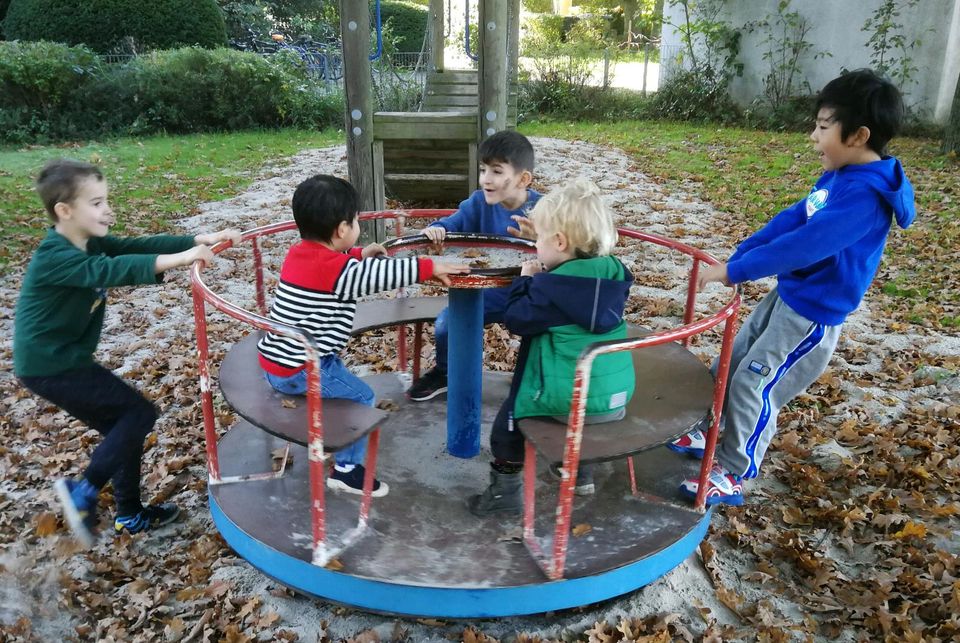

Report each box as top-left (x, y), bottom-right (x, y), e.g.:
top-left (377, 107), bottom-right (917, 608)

top-left (430, 0), bottom-right (444, 73)
top-left (340, 1), bottom-right (381, 241)
top-left (478, 0), bottom-right (508, 141)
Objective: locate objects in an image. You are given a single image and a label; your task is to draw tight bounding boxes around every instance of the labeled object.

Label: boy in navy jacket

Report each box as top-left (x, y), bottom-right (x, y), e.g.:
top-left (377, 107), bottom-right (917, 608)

top-left (469, 178), bottom-right (634, 516)
top-left (407, 130), bottom-right (541, 401)
top-left (669, 69), bottom-right (916, 506)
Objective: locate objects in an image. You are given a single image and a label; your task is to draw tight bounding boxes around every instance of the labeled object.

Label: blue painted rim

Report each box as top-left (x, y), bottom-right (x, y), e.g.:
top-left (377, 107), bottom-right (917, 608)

top-left (209, 490), bottom-right (712, 618)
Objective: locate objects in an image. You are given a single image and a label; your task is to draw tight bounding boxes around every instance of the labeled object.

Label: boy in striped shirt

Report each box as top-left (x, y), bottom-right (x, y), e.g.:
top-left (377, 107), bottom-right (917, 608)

top-left (258, 175), bottom-right (468, 496)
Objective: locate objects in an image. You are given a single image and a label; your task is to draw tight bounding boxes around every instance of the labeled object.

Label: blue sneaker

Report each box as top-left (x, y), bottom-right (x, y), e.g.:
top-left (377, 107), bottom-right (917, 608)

top-left (114, 503), bottom-right (180, 535)
top-left (679, 463), bottom-right (744, 506)
top-left (666, 429), bottom-right (706, 458)
top-left (54, 478), bottom-right (99, 547)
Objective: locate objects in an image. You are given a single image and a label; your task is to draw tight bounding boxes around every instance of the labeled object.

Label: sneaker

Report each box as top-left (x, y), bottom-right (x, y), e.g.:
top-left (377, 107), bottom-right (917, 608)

top-left (54, 478), bottom-right (99, 547)
top-left (548, 463), bottom-right (595, 496)
top-left (667, 428), bottom-right (706, 458)
top-left (114, 503), bottom-right (181, 535)
top-left (407, 367), bottom-right (447, 402)
top-left (328, 465), bottom-right (389, 497)
top-left (679, 463), bottom-right (743, 506)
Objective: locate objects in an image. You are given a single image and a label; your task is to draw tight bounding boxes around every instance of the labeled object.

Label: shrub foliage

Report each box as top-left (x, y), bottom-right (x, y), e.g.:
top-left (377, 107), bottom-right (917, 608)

top-left (380, 1), bottom-right (427, 51)
top-left (0, 42), bottom-right (343, 143)
top-left (3, 0), bottom-right (228, 53)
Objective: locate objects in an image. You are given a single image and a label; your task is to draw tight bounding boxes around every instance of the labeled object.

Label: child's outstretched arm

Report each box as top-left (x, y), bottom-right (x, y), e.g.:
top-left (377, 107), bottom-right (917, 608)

top-left (697, 262), bottom-right (730, 291)
top-left (430, 261), bottom-right (471, 285)
top-left (155, 245), bottom-right (215, 273)
top-left (194, 228), bottom-right (242, 248)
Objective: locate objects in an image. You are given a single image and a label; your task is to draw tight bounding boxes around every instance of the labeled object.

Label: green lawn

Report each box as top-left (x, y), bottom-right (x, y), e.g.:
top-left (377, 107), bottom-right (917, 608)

top-left (0, 129), bottom-right (342, 270)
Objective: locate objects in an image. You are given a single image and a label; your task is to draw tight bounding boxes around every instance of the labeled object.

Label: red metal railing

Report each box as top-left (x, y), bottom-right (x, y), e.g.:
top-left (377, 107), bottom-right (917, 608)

top-left (190, 212), bottom-right (739, 577)
top-left (190, 211), bottom-right (451, 566)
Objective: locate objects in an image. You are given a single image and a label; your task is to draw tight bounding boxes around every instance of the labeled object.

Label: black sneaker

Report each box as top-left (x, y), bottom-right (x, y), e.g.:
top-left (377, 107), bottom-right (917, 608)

top-left (328, 465), bottom-right (390, 497)
top-left (114, 503), bottom-right (180, 535)
top-left (407, 367), bottom-right (448, 402)
top-left (548, 463), bottom-right (596, 496)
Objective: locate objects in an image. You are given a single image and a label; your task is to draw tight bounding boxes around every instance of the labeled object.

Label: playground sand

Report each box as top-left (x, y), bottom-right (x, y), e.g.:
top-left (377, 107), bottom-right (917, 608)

top-left (1, 138), bottom-right (957, 642)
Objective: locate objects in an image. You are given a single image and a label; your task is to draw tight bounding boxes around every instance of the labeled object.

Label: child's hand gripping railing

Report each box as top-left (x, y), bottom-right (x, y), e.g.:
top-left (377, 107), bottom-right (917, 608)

top-left (191, 228), bottom-right (382, 567)
top-left (521, 228), bottom-right (741, 580)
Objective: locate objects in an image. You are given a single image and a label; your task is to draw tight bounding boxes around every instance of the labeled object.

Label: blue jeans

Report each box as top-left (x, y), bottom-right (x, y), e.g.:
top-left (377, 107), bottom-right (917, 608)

top-left (434, 285), bottom-right (509, 373)
top-left (264, 354), bottom-right (374, 466)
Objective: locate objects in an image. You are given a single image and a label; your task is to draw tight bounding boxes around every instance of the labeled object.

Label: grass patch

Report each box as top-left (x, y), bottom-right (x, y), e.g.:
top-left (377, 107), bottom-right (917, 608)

top-left (0, 128), bottom-right (342, 270)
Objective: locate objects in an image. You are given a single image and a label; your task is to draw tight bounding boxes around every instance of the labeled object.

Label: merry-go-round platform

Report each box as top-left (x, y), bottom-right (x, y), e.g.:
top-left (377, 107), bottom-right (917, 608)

top-left (191, 215), bottom-right (740, 618)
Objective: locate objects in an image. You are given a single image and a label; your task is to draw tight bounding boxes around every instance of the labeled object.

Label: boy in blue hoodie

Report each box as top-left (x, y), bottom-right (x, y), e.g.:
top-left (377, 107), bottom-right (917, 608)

top-left (669, 69), bottom-right (916, 506)
top-left (468, 178), bottom-right (635, 516)
top-left (408, 130), bottom-right (541, 401)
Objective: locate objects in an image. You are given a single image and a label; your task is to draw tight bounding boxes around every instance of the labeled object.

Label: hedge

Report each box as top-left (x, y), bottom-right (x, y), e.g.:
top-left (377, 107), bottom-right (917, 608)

top-left (0, 42), bottom-right (343, 144)
top-left (3, 0), bottom-right (227, 53)
top-left (380, 0), bottom-right (427, 51)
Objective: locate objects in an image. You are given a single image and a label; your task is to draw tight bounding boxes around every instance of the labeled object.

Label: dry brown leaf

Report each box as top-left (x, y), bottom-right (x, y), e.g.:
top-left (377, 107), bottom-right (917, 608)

top-left (572, 523), bottom-right (592, 538)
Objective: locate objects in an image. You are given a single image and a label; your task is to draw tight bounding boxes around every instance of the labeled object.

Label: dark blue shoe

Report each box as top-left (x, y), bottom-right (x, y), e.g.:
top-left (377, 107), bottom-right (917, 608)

top-left (328, 465), bottom-right (389, 497)
top-left (114, 503), bottom-right (180, 535)
top-left (54, 478), bottom-right (99, 547)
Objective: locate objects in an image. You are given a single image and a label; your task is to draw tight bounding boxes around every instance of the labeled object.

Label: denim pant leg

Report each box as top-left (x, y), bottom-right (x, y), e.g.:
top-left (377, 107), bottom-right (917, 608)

top-left (434, 307), bottom-right (449, 373)
top-left (435, 286), bottom-right (510, 374)
top-left (264, 356), bottom-right (375, 467)
top-left (20, 364), bottom-right (157, 515)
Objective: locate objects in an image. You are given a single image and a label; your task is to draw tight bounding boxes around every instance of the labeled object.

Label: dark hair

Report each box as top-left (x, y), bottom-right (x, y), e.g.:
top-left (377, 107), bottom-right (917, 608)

top-left (36, 159), bottom-right (104, 222)
top-left (478, 130), bottom-right (535, 173)
top-left (814, 69), bottom-right (904, 155)
top-left (291, 174), bottom-right (360, 241)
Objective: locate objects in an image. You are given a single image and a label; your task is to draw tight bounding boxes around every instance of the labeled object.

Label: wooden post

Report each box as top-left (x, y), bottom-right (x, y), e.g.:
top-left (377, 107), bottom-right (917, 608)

top-left (340, 1), bottom-right (382, 242)
top-left (430, 0), bottom-right (444, 73)
top-left (478, 0), bottom-right (508, 142)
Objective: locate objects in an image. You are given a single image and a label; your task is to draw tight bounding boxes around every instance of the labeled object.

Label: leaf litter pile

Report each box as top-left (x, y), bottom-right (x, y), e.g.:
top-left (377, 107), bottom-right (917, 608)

top-left (0, 138), bottom-right (957, 642)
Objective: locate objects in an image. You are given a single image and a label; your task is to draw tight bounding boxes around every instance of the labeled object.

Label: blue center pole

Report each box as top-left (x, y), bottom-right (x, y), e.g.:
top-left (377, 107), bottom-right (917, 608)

top-left (446, 287), bottom-right (483, 458)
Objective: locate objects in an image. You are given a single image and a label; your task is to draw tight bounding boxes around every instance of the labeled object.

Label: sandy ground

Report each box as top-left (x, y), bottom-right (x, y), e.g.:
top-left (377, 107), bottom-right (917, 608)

top-left (1, 137), bottom-right (956, 641)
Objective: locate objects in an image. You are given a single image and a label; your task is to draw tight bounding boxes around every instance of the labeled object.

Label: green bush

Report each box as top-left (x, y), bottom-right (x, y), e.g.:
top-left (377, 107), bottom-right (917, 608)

top-left (0, 43), bottom-right (344, 144)
top-left (648, 68), bottom-right (741, 123)
top-left (380, 0), bottom-right (427, 51)
top-left (0, 41), bottom-right (103, 142)
top-left (3, 0), bottom-right (227, 53)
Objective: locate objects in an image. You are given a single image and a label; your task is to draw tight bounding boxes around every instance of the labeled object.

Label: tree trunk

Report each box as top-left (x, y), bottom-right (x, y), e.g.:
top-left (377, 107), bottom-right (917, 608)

top-left (944, 76), bottom-right (960, 154)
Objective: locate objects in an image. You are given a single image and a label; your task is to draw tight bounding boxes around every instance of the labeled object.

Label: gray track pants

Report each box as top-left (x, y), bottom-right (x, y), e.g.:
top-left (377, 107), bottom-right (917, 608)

top-left (715, 288), bottom-right (841, 479)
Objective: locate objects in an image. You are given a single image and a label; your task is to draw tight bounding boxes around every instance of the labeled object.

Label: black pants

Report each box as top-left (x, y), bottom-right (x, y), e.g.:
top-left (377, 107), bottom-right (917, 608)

top-left (490, 393), bottom-right (525, 464)
top-left (21, 364), bottom-right (157, 515)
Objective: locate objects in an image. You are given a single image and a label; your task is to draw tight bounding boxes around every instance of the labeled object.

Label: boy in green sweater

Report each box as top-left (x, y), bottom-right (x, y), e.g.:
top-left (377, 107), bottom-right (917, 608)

top-left (13, 158), bottom-right (240, 547)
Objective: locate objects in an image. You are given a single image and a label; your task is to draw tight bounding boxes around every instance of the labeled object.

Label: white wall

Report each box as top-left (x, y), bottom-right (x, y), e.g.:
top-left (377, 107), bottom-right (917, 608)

top-left (661, 0), bottom-right (960, 123)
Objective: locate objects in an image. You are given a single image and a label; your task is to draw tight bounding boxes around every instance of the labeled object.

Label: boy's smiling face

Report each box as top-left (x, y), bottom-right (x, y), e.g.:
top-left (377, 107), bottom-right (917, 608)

top-left (810, 108), bottom-right (879, 171)
top-left (54, 176), bottom-right (115, 249)
top-left (479, 160), bottom-right (531, 210)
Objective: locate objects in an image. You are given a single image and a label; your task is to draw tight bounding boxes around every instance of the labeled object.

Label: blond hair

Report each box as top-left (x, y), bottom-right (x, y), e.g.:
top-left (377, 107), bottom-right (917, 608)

top-left (531, 178), bottom-right (617, 257)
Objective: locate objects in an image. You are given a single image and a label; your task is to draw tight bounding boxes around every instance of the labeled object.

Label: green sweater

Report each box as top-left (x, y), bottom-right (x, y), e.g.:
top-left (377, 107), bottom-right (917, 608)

top-left (13, 229), bottom-right (195, 377)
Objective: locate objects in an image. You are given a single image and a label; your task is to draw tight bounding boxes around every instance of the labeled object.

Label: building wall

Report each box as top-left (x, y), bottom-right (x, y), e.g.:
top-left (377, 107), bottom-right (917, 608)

top-left (661, 0), bottom-right (960, 123)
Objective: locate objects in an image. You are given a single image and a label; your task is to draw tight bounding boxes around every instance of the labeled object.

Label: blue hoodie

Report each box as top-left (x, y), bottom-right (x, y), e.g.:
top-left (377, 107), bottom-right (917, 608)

top-left (428, 188), bottom-right (541, 234)
top-left (726, 157), bottom-right (915, 325)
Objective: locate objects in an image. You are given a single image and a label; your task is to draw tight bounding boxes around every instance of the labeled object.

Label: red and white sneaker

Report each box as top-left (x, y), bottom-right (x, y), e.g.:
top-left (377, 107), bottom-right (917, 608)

top-left (679, 463), bottom-right (743, 506)
top-left (667, 429), bottom-right (706, 458)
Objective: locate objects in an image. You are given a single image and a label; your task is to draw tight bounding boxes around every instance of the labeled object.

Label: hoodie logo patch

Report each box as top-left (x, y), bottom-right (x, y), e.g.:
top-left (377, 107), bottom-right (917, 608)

top-left (806, 189), bottom-right (828, 218)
